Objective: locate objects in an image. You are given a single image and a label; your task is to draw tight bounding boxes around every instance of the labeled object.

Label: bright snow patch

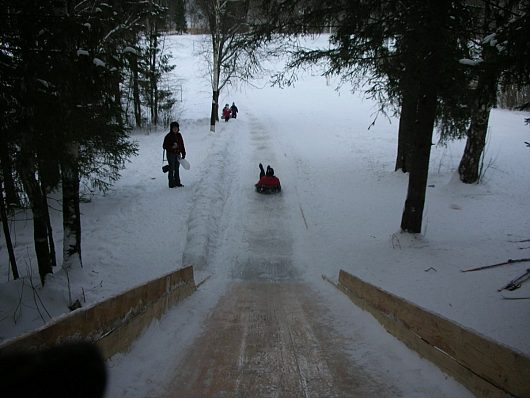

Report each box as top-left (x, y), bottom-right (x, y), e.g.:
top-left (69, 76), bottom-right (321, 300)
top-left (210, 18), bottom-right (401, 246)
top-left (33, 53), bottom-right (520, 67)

top-left (123, 47), bottom-right (138, 55)
top-left (93, 58), bottom-right (106, 67)
top-left (459, 58), bottom-right (483, 66)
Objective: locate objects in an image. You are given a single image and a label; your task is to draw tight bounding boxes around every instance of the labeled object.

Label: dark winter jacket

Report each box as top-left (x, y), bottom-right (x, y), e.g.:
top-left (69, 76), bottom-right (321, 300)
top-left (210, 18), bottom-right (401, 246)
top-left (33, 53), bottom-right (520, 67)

top-left (163, 131), bottom-right (186, 158)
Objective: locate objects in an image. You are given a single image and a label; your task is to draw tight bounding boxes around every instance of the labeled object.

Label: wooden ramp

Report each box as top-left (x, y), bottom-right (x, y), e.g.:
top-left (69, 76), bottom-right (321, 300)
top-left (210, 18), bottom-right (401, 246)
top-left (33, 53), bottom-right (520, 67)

top-left (163, 282), bottom-right (395, 398)
top-left (0, 266), bottom-right (196, 359)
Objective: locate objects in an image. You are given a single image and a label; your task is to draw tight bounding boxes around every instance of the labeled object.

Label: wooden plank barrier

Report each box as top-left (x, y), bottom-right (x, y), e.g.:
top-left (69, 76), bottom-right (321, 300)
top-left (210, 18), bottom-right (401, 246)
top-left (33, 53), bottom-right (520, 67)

top-left (0, 266), bottom-right (196, 359)
top-left (338, 270), bottom-right (530, 398)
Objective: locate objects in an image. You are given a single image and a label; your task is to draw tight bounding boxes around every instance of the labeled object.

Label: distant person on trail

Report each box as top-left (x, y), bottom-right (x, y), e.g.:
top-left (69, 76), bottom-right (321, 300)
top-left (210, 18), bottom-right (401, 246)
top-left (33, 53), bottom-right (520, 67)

top-left (222, 104), bottom-right (231, 121)
top-left (255, 163), bottom-right (281, 193)
top-left (230, 102), bottom-right (238, 119)
top-left (163, 121), bottom-right (186, 188)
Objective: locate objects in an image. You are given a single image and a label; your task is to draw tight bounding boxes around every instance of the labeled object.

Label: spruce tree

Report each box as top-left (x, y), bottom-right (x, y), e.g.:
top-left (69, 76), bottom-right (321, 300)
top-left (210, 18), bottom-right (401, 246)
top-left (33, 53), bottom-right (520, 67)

top-left (0, 0), bottom-right (146, 284)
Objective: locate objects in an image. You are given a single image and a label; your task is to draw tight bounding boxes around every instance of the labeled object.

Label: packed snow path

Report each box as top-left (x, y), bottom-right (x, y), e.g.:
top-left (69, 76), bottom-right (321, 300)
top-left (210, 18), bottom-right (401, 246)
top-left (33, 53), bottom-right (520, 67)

top-left (146, 115), bottom-right (470, 397)
top-left (164, 115), bottom-right (395, 396)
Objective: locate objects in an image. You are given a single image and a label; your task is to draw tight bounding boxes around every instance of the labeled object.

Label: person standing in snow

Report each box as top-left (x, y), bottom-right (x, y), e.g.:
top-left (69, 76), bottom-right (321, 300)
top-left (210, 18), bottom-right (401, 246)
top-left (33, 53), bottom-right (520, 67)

top-left (222, 104), bottom-right (231, 121)
top-left (163, 121), bottom-right (186, 188)
top-left (230, 102), bottom-right (238, 119)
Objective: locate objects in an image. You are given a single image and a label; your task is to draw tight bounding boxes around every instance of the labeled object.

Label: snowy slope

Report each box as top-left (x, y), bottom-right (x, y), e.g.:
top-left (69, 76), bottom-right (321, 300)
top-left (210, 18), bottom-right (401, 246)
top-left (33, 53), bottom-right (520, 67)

top-left (1, 34), bottom-right (529, 397)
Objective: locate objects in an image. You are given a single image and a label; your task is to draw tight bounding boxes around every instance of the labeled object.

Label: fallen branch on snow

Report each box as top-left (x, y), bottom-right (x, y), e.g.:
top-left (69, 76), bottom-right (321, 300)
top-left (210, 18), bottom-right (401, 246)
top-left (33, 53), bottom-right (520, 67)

top-left (461, 258), bottom-right (530, 272)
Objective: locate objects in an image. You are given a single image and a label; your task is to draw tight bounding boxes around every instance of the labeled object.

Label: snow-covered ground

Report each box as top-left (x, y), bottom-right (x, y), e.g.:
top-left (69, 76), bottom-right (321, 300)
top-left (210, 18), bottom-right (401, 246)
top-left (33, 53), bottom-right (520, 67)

top-left (1, 34), bottom-right (529, 397)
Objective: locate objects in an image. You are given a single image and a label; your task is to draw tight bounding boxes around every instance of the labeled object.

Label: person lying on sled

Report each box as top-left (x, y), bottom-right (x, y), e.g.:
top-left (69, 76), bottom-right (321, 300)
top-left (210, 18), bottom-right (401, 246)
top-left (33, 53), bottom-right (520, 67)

top-left (255, 163), bottom-right (281, 193)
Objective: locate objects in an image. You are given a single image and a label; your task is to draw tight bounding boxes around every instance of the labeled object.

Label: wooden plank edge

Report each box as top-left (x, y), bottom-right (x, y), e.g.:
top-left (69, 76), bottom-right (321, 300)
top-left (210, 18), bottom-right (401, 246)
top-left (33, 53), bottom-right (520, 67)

top-left (338, 270), bottom-right (530, 397)
top-left (0, 265), bottom-right (197, 359)
top-left (334, 271), bottom-right (518, 398)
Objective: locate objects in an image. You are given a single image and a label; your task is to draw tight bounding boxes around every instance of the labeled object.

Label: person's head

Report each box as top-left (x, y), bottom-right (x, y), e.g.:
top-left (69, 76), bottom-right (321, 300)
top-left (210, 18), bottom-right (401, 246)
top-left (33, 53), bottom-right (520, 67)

top-left (232, 102), bottom-right (235, 105)
top-left (225, 104), bottom-right (229, 107)
top-left (170, 121), bottom-right (179, 132)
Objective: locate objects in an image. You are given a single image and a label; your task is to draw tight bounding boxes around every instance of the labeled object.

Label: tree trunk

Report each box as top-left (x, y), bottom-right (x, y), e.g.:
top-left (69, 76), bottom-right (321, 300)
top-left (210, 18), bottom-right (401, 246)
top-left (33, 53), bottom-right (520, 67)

top-left (210, 89), bottom-right (219, 132)
top-left (149, 28), bottom-right (159, 126)
top-left (210, 11), bottom-right (221, 133)
top-left (131, 55), bottom-right (142, 127)
top-left (458, 51), bottom-right (498, 184)
top-left (154, 77), bottom-right (159, 126)
top-left (400, 0), bottom-right (448, 233)
top-left (400, 85), bottom-right (438, 233)
top-left (40, 178), bottom-right (57, 268)
top-left (61, 144), bottom-right (82, 269)
top-left (18, 161), bottom-right (53, 285)
top-left (0, 140), bottom-right (20, 207)
top-left (458, 2), bottom-right (499, 184)
top-left (17, 11), bottom-right (54, 285)
top-left (395, 85), bottom-right (418, 173)
top-left (0, 178), bottom-right (19, 280)
top-left (457, 106), bottom-right (491, 184)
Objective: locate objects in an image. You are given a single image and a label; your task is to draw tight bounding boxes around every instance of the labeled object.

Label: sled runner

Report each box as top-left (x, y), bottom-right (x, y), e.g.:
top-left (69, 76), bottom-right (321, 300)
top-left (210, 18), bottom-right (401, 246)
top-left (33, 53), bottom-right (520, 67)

top-left (256, 184), bottom-right (281, 194)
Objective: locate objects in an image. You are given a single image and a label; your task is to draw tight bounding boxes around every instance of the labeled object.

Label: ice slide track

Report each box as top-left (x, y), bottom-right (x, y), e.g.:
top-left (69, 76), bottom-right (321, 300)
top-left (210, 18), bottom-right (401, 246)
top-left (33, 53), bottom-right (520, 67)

top-left (159, 115), bottom-right (399, 397)
top-left (163, 282), bottom-right (394, 397)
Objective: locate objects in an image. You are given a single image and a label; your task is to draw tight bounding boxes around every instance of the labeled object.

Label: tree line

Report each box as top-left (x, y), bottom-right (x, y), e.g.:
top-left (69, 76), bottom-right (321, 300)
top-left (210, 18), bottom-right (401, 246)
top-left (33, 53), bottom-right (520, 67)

top-left (1, 0), bottom-right (529, 288)
top-left (190, 0), bottom-right (528, 232)
top-left (0, 0), bottom-right (180, 286)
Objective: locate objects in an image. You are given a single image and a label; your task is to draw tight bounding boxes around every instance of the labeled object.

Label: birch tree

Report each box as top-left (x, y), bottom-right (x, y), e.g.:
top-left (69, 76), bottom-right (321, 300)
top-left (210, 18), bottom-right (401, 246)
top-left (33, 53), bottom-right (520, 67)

top-left (195, 0), bottom-right (259, 132)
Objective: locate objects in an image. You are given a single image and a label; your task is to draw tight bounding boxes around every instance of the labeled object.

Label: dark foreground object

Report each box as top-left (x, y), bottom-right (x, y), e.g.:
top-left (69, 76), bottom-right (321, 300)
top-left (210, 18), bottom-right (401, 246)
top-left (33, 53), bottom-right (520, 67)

top-left (0, 341), bottom-right (107, 398)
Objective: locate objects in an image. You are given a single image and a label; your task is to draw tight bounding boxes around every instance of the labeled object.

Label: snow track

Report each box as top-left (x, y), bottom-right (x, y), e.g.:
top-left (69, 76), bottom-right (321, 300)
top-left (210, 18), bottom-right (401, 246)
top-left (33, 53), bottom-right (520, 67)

top-left (180, 126), bottom-right (238, 274)
top-left (161, 116), bottom-right (399, 398)
top-left (228, 113), bottom-right (299, 282)
top-left (177, 113), bottom-right (300, 283)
